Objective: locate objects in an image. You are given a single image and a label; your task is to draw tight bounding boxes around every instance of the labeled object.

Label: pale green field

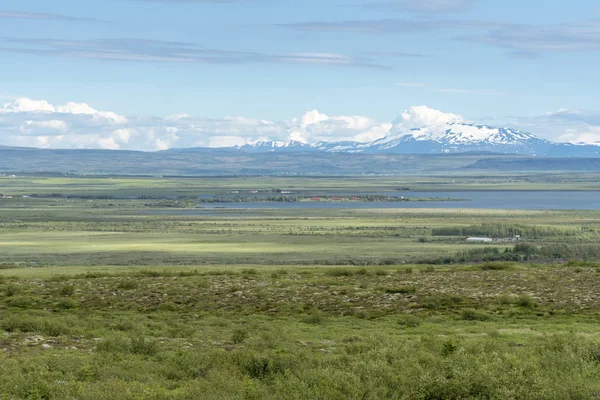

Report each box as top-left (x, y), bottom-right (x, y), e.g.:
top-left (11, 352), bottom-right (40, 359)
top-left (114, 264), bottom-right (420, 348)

top-left (3, 173), bottom-right (600, 197)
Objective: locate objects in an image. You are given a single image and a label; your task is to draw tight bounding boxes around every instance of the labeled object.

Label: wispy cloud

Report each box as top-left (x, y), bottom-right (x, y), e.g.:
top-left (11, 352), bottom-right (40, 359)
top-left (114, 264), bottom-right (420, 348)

top-left (396, 82), bottom-right (506, 96)
top-left (434, 87), bottom-right (507, 96)
top-left (396, 82), bottom-right (430, 87)
top-left (0, 10), bottom-right (104, 23)
top-left (366, 0), bottom-right (475, 13)
top-left (459, 21), bottom-right (600, 54)
top-left (363, 50), bottom-right (430, 58)
top-left (284, 15), bottom-right (600, 55)
top-left (0, 38), bottom-right (387, 69)
top-left (283, 18), bottom-right (497, 34)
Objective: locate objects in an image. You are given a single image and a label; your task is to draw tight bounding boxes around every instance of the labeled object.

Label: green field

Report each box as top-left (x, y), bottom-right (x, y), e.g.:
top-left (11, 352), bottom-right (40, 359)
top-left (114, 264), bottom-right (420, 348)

top-left (1, 176), bottom-right (600, 399)
top-left (4, 173), bottom-right (600, 197)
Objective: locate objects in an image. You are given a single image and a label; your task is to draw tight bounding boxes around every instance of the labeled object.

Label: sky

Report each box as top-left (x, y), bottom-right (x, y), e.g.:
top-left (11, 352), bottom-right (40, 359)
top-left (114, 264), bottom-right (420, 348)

top-left (1, 0), bottom-right (600, 150)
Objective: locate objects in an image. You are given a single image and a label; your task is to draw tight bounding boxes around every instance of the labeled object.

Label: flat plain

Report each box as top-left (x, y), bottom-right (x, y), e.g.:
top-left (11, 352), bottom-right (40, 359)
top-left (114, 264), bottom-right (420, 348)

top-left (1, 175), bottom-right (600, 399)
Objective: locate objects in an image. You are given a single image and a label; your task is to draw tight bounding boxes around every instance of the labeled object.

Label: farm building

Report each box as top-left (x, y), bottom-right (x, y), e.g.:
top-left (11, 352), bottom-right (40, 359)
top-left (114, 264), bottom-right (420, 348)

top-left (466, 237), bottom-right (493, 243)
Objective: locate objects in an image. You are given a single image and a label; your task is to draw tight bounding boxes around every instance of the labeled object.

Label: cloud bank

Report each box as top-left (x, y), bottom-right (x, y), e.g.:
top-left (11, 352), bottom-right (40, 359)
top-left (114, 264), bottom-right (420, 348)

top-left (1, 97), bottom-right (599, 150)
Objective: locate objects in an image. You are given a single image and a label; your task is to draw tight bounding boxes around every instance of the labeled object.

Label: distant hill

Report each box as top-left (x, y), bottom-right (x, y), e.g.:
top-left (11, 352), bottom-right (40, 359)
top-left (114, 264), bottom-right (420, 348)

top-left (466, 158), bottom-right (600, 172)
top-left (2, 145), bottom-right (600, 175)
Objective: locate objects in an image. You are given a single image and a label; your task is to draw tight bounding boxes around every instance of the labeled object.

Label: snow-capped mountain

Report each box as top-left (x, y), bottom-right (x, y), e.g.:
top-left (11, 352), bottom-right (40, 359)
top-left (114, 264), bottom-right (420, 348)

top-left (235, 140), bottom-right (312, 152)
top-left (349, 123), bottom-right (553, 155)
top-left (236, 122), bottom-right (600, 157)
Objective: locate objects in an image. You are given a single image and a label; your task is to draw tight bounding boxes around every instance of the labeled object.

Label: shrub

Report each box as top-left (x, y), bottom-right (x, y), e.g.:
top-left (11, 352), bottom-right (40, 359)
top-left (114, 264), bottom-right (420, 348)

top-left (49, 275), bottom-right (71, 282)
top-left (421, 294), bottom-right (465, 310)
top-left (112, 319), bottom-right (135, 331)
top-left (496, 294), bottom-right (514, 305)
top-left (397, 315), bottom-right (421, 327)
top-left (516, 295), bottom-right (537, 309)
top-left (462, 309), bottom-right (491, 321)
top-left (241, 268), bottom-right (258, 275)
top-left (96, 337), bottom-right (130, 354)
top-left (56, 299), bottom-right (77, 310)
top-left (481, 262), bottom-right (512, 271)
top-left (5, 285), bottom-right (20, 297)
top-left (303, 309), bottom-right (324, 325)
top-left (441, 339), bottom-right (458, 357)
top-left (59, 285), bottom-right (76, 296)
top-left (136, 269), bottom-right (163, 277)
top-left (232, 328), bottom-right (249, 344)
top-left (243, 357), bottom-right (272, 379)
top-left (130, 336), bottom-right (159, 356)
top-left (117, 280), bottom-right (138, 290)
top-left (325, 268), bottom-right (353, 277)
top-left (382, 286), bottom-right (417, 295)
top-left (1, 316), bottom-right (70, 336)
top-left (5, 296), bottom-right (33, 308)
top-left (158, 302), bottom-right (178, 311)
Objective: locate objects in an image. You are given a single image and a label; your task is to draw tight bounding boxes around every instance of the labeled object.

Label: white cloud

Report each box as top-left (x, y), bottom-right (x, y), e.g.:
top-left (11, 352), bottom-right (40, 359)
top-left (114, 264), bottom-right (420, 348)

top-left (353, 123), bottom-right (394, 142)
top-left (1, 97), bottom-right (127, 124)
top-left (394, 105), bottom-right (463, 129)
top-left (492, 108), bottom-right (600, 144)
top-left (57, 102), bottom-right (128, 124)
top-left (113, 128), bottom-right (133, 143)
top-left (4, 96), bottom-right (598, 150)
top-left (3, 98), bottom-right (55, 113)
top-left (208, 136), bottom-right (249, 148)
top-left (23, 120), bottom-right (68, 132)
top-left (165, 113), bottom-right (192, 121)
top-left (1, 98), bottom-right (400, 149)
top-left (558, 128), bottom-right (600, 144)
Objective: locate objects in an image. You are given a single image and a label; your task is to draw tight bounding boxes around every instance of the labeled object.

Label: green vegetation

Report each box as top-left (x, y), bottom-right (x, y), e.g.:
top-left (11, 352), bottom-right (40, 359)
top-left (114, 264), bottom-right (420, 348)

top-left (432, 223), bottom-right (586, 238)
top-left (3, 173), bottom-right (600, 198)
top-left (1, 175), bottom-right (600, 398)
top-left (1, 266), bottom-right (600, 399)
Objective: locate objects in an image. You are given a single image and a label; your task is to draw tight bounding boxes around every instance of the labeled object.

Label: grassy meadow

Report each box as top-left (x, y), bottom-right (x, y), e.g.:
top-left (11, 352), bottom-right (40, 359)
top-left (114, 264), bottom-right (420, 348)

top-left (1, 175), bottom-right (600, 398)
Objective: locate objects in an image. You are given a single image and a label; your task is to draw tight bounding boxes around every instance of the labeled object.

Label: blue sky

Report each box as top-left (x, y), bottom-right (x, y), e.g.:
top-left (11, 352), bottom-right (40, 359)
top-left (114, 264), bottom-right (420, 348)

top-left (1, 0), bottom-right (599, 150)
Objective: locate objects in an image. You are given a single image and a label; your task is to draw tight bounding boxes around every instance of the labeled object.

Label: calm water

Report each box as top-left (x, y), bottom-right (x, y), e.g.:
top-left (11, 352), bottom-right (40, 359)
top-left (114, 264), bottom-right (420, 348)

top-left (190, 191), bottom-right (600, 211)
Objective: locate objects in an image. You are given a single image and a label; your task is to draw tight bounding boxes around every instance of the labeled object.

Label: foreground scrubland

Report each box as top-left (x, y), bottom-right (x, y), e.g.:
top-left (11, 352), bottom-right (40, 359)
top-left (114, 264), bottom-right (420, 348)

top-left (1, 265), bottom-right (600, 399)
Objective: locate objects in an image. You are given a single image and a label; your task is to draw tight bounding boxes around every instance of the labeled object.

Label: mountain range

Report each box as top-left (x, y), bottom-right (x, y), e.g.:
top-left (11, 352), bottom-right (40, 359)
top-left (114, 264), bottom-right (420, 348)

top-left (236, 122), bottom-right (600, 157)
top-left (3, 121), bottom-right (600, 175)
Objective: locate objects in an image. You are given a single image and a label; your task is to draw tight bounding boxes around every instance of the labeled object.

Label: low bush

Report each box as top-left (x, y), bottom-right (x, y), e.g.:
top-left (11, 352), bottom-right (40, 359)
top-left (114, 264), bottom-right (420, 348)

top-left (117, 280), bottom-right (138, 290)
top-left (397, 314), bottom-right (421, 327)
top-left (516, 295), bottom-right (538, 309)
top-left (481, 262), bottom-right (513, 271)
top-left (325, 268), bottom-right (354, 277)
top-left (232, 328), bottom-right (249, 344)
top-left (382, 286), bottom-right (417, 295)
top-left (59, 285), bottom-right (76, 296)
top-left (461, 309), bottom-right (491, 321)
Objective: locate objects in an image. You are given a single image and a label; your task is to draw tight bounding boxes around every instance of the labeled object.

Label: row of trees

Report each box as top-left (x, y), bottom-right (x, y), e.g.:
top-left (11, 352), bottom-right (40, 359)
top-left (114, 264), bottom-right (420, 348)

top-left (432, 224), bottom-right (585, 239)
